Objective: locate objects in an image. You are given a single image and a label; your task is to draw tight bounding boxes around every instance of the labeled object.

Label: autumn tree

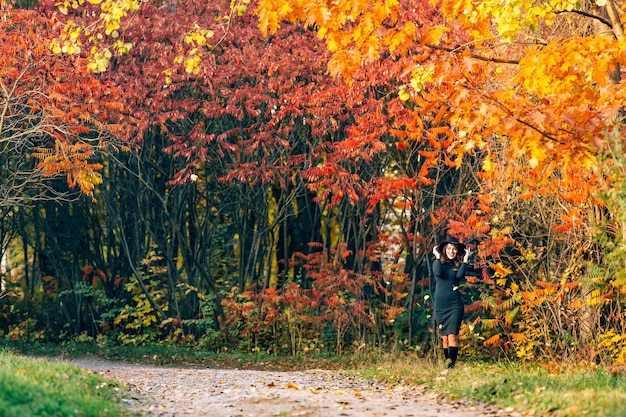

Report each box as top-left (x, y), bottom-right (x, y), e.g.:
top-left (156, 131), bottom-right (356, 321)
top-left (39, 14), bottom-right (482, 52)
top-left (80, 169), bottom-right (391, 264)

top-left (0, 0), bottom-right (130, 333)
top-left (252, 0), bottom-right (625, 230)
top-left (26, 0), bottom-right (428, 349)
top-left (1, 0), bottom-right (128, 206)
top-left (250, 0), bottom-right (626, 360)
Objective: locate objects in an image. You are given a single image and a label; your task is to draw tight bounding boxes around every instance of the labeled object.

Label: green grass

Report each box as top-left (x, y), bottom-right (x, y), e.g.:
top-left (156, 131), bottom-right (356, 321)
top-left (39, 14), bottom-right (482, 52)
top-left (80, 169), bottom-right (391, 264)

top-left (357, 357), bottom-right (626, 417)
top-left (450, 362), bottom-right (626, 417)
top-left (0, 349), bottom-right (126, 417)
top-left (1, 340), bottom-right (368, 370)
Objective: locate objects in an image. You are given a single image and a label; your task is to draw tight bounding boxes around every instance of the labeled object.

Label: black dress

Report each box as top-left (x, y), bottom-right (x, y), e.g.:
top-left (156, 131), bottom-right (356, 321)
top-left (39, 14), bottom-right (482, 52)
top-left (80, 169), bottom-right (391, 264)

top-left (433, 259), bottom-right (467, 335)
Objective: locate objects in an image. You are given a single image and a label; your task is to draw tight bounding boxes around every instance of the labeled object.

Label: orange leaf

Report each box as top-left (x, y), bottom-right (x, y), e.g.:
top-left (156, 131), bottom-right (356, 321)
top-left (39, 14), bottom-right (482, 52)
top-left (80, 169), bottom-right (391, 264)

top-left (552, 223), bottom-right (572, 233)
top-left (418, 150), bottom-right (438, 158)
top-left (444, 153), bottom-right (458, 168)
top-left (477, 202), bottom-right (493, 214)
top-left (484, 333), bottom-right (503, 347)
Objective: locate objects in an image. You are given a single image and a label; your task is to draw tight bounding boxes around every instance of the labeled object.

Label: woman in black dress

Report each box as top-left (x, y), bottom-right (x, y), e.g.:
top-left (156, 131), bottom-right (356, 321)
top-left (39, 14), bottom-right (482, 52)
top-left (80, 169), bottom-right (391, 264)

top-left (432, 236), bottom-right (471, 369)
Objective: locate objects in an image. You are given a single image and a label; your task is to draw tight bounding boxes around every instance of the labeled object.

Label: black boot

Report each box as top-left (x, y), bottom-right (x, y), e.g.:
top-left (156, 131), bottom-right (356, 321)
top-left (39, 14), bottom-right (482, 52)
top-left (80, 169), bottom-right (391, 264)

top-left (447, 346), bottom-right (459, 368)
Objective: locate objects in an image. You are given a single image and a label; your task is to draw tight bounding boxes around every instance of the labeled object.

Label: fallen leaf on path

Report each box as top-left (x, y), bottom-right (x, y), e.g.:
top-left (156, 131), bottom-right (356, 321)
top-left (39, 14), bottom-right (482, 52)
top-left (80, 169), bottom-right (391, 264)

top-left (285, 382), bottom-right (300, 390)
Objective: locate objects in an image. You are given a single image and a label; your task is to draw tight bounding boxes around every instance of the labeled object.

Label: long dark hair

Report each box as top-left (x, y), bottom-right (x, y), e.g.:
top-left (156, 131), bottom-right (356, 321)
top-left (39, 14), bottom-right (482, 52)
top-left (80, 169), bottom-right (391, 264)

top-left (440, 242), bottom-right (464, 265)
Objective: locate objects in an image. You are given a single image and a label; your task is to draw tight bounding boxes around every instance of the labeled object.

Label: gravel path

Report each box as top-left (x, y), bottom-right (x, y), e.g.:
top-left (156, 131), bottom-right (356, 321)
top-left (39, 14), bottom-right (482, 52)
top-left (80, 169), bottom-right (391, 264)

top-left (64, 358), bottom-right (519, 417)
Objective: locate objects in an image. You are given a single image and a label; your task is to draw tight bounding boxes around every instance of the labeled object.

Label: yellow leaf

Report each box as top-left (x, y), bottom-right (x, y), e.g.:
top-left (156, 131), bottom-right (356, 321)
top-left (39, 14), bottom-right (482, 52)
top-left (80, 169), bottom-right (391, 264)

top-left (326, 32), bottom-right (339, 51)
top-left (482, 155), bottom-right (492, 172)
top-left (492, 262), bottom-right (512, 278)
top-left (163, 69), bottom-right (172, 85)
top-left (422, 25), bottom-right (450, 45)
top-left (278, 2), bottom-right (293, 17)
top-left (327, 50), bottom-right (360, 83)
top-left (258, 11), bottom-right (280, 35)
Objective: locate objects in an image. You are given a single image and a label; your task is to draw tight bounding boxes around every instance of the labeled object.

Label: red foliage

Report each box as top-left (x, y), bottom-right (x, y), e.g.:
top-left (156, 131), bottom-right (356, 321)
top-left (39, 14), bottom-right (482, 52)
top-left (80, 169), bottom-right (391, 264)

top-left (2, 3), bottom-right (128, 197)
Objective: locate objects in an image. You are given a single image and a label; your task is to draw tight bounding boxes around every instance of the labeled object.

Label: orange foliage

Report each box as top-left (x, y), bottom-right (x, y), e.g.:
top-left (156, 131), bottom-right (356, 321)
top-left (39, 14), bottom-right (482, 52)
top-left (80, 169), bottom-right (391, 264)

top-left (254, 0), bottom-right (626, 234)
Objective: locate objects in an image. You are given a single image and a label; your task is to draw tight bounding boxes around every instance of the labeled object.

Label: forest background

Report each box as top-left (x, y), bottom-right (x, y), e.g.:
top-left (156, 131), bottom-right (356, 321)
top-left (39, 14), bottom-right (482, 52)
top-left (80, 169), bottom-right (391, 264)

top-left (2, 0), bottom-right (626, 368)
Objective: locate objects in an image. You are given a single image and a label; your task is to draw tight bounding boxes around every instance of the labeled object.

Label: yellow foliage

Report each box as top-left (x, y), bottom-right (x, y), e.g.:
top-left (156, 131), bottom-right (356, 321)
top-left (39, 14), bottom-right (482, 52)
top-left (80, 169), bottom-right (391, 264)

top-left (112, 39), bottom-right (132, 55)
top-left (422, 25), bottom-right (449, 45)
top-left (34, 140), bottom-right (104, 198)
top-left (163, 68), bottom-right (172, 85)
top-left (491, 262), bottom-right (512, 278)
top-left (409, 64), bottom-right (435, 93)
top-left (258, 10), bottom-right (280, 36)
top-left (53, 0), bottom-right (140, 71)
top-left (57, 0), bottom-right (626, 216)
top-left (87, 48), bottom-right (112, 73)
top-left (598, 331), bottom-right (626, 365)
top-left (482, 154), bottom-right (493, 172)
top-left (398, 88), bottom-right (410, 102)
top-left (184, 24), bottom-right (215, 47)
top-left (184, 53), bottom-right (202, 74)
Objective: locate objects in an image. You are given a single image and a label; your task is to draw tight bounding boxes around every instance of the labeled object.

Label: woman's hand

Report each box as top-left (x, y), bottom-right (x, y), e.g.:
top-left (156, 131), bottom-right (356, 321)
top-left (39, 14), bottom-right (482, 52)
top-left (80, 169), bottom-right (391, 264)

top-left (463, 247), bottom-right (471, 263)
top-left (432, 245), bottom-right (441, 260)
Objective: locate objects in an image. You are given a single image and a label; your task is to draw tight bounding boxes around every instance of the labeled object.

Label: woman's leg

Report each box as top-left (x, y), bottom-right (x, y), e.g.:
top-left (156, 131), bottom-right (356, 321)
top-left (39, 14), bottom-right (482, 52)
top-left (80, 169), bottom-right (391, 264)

top-left (441, 335), bottom-right (449, 359)
top-left (447, 334), bottom-right (459, 368)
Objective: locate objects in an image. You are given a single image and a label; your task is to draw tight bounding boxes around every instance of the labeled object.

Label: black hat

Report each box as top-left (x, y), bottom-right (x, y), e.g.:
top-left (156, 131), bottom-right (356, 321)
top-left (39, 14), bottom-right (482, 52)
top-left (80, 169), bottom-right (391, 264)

top-left (437, 236), bottom-right (466, 254)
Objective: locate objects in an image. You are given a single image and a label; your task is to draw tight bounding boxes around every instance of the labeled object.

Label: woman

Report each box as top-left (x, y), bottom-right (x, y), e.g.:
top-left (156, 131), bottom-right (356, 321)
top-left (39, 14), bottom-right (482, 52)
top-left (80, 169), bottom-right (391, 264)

top-left (432, 236), bottom-right (471, 369)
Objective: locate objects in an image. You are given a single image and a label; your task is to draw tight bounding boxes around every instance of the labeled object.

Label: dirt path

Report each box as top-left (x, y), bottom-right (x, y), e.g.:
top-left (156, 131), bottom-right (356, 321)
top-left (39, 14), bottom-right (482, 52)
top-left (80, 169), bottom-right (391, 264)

top-left (64, 358), bottom-right (519, 417)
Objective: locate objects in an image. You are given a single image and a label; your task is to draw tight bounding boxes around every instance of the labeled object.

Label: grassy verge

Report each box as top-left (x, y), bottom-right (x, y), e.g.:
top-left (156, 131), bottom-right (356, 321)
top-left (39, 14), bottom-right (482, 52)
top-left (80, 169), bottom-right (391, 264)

top-left (1, 340), bottom-right (370, 370)
top-left (0, 349), bottom-right (126, 417)
top-left (358, 357), bottom-right (626, 417)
